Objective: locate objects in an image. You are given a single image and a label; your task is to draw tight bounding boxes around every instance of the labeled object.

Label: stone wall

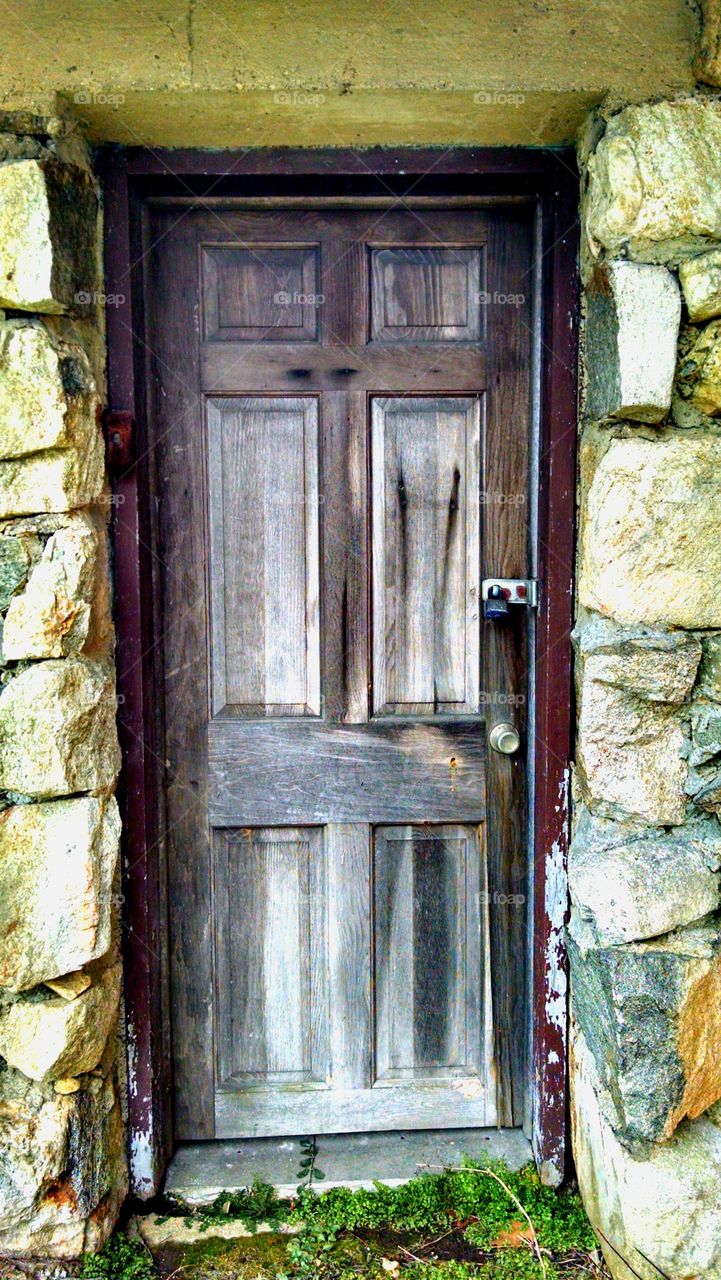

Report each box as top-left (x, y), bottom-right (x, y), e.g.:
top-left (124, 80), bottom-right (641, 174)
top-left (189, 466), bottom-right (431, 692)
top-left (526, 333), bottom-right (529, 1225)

top-left (572, 93), bottom-right (721, 1279)
top-left (0, 119), bottom-right (126, 1257)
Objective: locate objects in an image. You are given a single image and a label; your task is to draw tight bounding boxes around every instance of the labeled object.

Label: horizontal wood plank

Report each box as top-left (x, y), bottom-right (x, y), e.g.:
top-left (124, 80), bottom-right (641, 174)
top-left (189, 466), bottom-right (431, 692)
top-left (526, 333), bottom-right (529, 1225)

top-left (201, 343), bottom-right (487, 393)
top-left (215, 1077), bottom-right (496, 1137)
top-left (208, 721), bottom-right (485, 825)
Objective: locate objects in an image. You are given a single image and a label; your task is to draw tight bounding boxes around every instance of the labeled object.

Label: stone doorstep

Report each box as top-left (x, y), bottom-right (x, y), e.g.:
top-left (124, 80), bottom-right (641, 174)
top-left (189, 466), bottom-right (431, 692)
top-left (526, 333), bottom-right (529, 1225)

top-left (163, 1128), bottom-right (532, 1207)
top-left (132, 1129), bottom-right (531, 1248)
top-left (129, 1215), bottom-right (300, 1248)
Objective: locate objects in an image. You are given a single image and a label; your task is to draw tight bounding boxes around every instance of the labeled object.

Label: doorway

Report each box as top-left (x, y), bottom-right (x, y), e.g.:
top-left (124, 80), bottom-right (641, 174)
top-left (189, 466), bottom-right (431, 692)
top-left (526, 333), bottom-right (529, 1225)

top-left (103, 149), bottom-right (577, 1191)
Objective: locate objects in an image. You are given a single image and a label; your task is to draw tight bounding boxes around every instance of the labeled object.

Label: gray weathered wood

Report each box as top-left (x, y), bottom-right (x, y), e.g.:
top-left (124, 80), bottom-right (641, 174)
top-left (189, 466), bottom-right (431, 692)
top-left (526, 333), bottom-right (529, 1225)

top-left (207, 396), bottom-right (320, 717)
top-left (215, 827), bottom-right (328, 1090)
top-left (215, 1077), bottom-right (496, 1137)
top-left (370, 247), bottom-right (484, 342)
top-left (374, 826), bottom-right (484, 1081)
top-left (208, 720), bottom-right (486, 825)
top-left (371, 398), bottom-right (481, 715)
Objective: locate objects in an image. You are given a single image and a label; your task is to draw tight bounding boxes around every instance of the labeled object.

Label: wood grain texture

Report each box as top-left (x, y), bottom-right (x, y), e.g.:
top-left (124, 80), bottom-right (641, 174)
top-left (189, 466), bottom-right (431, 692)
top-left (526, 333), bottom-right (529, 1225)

top-left (207, 396), bottom-right (320, 717)
top-left (370, 247), bottom-right (484, 342)
top-left (374, 825), bottom-right (484, 1082)
top-left (208, 720), bottom-right (486, 825)
top-left (202, 243), bottom-right (319, 341)
top-left (371, 397), bottom-right (481, 715)
top-left (214, 827), bottom-right (328, 1088)
top-left (483, 210), bottom-right (533, 1127)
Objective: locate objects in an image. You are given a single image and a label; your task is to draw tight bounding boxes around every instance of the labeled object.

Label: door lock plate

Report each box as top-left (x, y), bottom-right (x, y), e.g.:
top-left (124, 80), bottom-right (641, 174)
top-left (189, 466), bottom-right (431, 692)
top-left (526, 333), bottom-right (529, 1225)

top-left (481, 578), bottom-right (539, 607)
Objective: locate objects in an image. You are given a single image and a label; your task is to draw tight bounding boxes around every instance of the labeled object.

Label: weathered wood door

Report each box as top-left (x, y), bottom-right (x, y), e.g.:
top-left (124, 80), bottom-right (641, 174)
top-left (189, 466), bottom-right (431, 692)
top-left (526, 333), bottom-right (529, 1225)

top-left (146, 204), bottom-right (532, 1140)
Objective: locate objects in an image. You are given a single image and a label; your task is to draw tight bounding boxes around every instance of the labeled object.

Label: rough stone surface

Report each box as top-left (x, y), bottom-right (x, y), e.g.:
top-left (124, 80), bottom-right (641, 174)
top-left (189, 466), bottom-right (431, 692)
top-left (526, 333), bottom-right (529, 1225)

top-left (0, 321), bottom-right (99, 460)
top-left (0, 795), bottom-right (119, 991)
top-left (579, 435), bottom-right (721, 627)
top-left (695, 0), bottom-right (721, 87)
top-left (690, 703), bottom-right (721, 766)
top-left (571, 1026), bottom-right (721, 1280)
top-left (569, 805), bottom-right (721, 947)
top-left (679, 247), bottom-right (721, 320)
top-left (0, 1066), bottom-right (127, 1257)
top-left (586, 99), bottom-right (721, 263)
top-left (576, 654), bottom-right (687, 825)
top-left (568, 916), bottom-right (721, 1151)
top-left (2, 514), bottom-right (100, 659)
top-left (0, 657), bottom-right (120, 798)
top-left (697, 633), bottom-right (721, 702)
top-left (0, 530), bottom-right (38, 610)
top-left (574, 617), bottom-right (701, 702)
top-left (676, 316), bottom-right (721, 415)
top-left (0, 158), bottom-right (98, 313)
top-left (0, 963), bottom-right (121, 1082)
top-left (585, 262), bottom-right (680, 422)
top-left (0, 425), bottom-right (105, 519)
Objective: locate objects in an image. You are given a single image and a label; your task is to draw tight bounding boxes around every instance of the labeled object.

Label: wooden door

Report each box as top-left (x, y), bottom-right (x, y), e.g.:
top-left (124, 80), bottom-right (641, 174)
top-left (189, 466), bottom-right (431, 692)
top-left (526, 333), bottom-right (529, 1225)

top-left (145, 205), bottom-right (533, 1140)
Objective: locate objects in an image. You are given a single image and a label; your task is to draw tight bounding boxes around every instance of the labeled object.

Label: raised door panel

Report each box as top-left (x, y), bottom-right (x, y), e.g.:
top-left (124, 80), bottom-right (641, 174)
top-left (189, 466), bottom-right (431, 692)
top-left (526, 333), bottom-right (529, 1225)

top-left (371, 397), bottom-right (481, 716)
top-left (202, 243), bottom-right (320, 341)
top-left (370, 247), bottom-right (484, 342)
top-left (374, 825), bottom-right (488, 1085)
top-left (214, 826), bottom-right (328, 1089)
top-left (207, 396), bottom-right (320, 717)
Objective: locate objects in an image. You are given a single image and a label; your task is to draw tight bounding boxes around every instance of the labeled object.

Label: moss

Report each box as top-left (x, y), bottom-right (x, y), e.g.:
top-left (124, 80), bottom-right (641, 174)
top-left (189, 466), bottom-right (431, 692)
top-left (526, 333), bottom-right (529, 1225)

top-left (180, 1231), bottom-right (292, 1275)
top-left (80, 1234), bottom-right (156, 1280)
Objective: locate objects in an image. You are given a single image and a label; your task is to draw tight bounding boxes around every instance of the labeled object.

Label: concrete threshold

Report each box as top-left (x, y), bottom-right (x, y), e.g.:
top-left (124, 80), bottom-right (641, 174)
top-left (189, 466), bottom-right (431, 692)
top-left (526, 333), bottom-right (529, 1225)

top-left (165, 1128), bottom-right (532, 1206)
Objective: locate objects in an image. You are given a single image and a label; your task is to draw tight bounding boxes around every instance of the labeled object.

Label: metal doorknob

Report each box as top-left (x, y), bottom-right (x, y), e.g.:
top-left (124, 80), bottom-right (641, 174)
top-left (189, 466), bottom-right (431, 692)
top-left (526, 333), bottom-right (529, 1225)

top-left (489, 722), bottom-right (521, 755)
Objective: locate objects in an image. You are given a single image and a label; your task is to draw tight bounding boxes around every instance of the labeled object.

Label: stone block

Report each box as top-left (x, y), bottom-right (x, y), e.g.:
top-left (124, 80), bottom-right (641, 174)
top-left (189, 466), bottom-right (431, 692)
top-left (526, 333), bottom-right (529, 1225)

top-left (0, 795), bottom-right (119, 991)
top-left (569, 805), bottom-right (721, 947)
top-left (695, 0), bottom-right (721, 87)
top-left (571, 1026), bottom-right (721, 1280)
top-left (690, 703), bottom-right (721, 766)
top-left (677, 317), bottom-right (721, 415)
top-left (2, 514), bottom-right (100, 659)
top-left (0, 963), bottom-right (121, 1081)
top-left (0, 321), bottom-right (99, 460)
top-left (0, 159), bottom-right (98, 313)
top-left (568, 916), bottom-right (721, 1151)
top-left (679, 247), bottom-right (721, 321)
top-left (586, 99), bottom-right (721, 263)
top-left (0, 1067), bottom-right (127, 1257)
top-left (579, 436), bottom-right (721, 628)
top-left (574, 616), bottom-right (701, 703)
top-left (696, 633), bottom-right (721, 702)
top-left (0, 530), bottom-right (38, 610)
top-left (0, 657), bottom-right (120, 798)
top-left (576, 655), bottom-right (687, 824)
top-left (0, 428), bottom-right (105, 519)
top-left (585, 262), bottom-right (680, 423)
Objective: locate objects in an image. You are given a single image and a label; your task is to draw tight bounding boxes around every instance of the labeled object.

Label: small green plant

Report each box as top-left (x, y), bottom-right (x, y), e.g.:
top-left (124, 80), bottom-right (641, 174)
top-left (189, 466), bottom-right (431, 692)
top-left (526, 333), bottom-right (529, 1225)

top-left (191, 1178), bottom-right (289, 1232)
top-left (296, 1135), bottom-right (326, 1194)
top-left (80, 1232), bottom-right (156, 1280)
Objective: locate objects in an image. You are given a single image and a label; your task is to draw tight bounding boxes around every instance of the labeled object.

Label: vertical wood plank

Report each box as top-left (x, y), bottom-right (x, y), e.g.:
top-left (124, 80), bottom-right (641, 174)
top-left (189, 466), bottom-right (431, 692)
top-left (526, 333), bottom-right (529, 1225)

top-left (326, 824), bottom-right (372, 1089)
top-left (483, 209), bottom-right (533, 1126)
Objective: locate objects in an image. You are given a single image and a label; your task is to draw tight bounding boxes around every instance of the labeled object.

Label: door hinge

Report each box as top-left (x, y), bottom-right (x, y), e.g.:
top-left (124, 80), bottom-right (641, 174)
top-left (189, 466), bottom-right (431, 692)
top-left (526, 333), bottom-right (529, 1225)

top-left (482, 578), bottom-right (539, 608)
top-left (102, 410), bottom-right (136, 470)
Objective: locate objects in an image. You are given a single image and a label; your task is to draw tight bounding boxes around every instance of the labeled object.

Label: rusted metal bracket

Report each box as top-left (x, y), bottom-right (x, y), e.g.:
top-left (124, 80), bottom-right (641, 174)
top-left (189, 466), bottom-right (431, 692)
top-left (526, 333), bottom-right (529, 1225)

top-left (102, 409), bottom-right (136, 469)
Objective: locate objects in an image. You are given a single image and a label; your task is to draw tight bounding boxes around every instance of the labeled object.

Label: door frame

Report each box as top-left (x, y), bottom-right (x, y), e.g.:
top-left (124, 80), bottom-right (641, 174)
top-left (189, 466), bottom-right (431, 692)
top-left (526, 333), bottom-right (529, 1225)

top-left (100, 146), bottom-right (579, 1196)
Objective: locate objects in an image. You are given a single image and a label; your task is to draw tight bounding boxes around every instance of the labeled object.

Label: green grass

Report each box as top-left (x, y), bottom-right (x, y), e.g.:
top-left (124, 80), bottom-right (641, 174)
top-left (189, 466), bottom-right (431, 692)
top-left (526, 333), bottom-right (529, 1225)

top-left (83, 1159), bottom-right (600, 1280)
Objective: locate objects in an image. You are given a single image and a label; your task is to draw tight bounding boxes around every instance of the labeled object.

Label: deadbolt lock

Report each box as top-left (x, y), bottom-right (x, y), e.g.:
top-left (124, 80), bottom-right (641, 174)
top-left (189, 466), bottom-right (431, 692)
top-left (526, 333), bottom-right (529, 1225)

top-left (489, 722), bottom-right (521, 755)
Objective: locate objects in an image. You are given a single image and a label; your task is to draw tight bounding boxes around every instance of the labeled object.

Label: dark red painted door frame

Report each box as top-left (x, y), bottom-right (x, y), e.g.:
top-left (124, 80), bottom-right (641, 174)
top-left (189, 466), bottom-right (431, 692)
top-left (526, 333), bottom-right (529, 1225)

top-left (100, 146), bottom-right (579, 1195)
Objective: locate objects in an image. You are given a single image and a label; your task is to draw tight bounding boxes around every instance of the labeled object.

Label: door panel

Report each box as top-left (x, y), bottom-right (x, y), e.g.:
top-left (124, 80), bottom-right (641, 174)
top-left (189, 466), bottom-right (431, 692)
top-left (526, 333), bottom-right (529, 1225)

top-left (207, 396), bottom-right (320, 717)
top-left (146, 204), bottom-right (533, 1139)
top-left (371, 397), bottom-right (481, 715)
